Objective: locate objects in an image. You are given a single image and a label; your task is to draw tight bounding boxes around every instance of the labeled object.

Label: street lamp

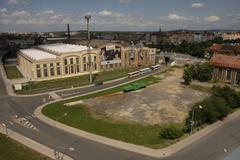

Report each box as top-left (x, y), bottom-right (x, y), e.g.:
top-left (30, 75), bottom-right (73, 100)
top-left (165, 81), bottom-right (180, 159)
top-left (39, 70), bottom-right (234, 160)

top-left (190, 105), bottom-right (203, 134)
top-left (1, 123), bottom-right (8, 137)
top-left (85, 15), bottom-right (93, 84)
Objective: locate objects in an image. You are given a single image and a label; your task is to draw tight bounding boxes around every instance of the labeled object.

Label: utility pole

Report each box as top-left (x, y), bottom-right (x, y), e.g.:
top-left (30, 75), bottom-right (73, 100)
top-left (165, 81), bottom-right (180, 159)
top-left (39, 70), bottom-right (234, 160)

top-left (85, 15), bottom-right (92, 84)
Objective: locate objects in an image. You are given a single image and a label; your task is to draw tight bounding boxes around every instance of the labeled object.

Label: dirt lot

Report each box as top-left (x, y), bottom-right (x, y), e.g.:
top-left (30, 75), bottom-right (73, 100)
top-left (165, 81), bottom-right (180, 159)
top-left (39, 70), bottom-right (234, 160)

top-left (83, 68), bottom-right (208, 125)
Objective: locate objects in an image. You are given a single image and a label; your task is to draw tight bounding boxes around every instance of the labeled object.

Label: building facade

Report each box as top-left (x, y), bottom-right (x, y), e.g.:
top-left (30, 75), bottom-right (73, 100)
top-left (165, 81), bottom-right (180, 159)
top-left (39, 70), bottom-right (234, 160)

top-left (17, 43), bottom-right (156, 81)
top-left (210, 54), bottom-right (240, 85)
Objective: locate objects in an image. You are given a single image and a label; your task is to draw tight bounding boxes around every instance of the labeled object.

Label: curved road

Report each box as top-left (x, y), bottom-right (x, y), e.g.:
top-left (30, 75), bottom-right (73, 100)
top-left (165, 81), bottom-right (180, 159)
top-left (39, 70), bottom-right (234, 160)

top-left (0, 59), bottom-right (240, 159)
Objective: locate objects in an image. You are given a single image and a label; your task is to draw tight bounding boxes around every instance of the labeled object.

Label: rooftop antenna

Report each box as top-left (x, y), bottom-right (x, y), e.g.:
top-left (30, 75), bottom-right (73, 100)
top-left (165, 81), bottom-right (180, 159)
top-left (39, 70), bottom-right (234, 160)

top-left (85, 15), bottom-right (92, 84)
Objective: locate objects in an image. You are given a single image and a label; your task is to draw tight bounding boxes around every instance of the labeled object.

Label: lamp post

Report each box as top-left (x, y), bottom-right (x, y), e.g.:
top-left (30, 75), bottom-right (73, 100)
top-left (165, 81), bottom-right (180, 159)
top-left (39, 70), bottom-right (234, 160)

top-left (85, 15), bottom-right (93, 84)
top-left (190, 105), bottom-right (203, 135)
top-left (1, 123), bottom-right (8, 137)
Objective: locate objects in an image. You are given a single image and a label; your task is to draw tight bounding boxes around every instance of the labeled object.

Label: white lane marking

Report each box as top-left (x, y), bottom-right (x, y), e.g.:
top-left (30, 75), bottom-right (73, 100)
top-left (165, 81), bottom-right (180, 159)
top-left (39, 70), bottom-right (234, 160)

top-left (8, 121), bottom-right (14, 125)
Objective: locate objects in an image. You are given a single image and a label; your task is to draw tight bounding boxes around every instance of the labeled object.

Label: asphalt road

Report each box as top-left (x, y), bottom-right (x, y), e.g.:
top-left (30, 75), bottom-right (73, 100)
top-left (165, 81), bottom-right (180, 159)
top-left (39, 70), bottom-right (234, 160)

top-left (0, 51), bottom-right (240, 159)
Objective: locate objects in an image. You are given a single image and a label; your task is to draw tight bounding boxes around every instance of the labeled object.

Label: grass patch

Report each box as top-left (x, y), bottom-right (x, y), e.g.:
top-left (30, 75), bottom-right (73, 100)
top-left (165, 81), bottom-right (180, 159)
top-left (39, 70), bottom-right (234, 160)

top-left (0, 133), bottom-right (50, 160)
top-left (16, 67), bottom-right (144, 95)
top-left (189, 84), bottom-right (212, 93)
top-left (42, 75), bottom-right (184, 149)
top-left (4, 66), bottom-right (23, 79)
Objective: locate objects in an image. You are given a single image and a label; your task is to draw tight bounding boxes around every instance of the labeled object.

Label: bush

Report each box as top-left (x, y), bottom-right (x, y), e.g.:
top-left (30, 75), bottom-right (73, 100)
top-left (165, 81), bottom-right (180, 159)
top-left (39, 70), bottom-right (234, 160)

top-left (159, 125), bottom-right (184, 139)
top-left (187, 96), bottom-right (232, 128)
top-left (183, 67), bottom-right (192, 85)
top-left (212, 85), bottom-right (240, 109)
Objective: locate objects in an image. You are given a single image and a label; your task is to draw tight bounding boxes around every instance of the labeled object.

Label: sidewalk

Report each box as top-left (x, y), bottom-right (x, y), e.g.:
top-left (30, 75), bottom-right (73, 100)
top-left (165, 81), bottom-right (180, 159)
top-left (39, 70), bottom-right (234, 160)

top-left (0, 63), bottom-right (15, 96)
top-left (34, 88), bottom-right (240, 158)
top-left (0, 125), bottom-right (73, 160)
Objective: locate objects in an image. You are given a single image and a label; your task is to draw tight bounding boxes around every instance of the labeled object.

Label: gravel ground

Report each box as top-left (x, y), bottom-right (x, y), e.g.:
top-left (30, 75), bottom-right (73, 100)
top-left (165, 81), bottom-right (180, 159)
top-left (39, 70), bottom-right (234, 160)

top-left (83, 68), bottom-right (208, 125)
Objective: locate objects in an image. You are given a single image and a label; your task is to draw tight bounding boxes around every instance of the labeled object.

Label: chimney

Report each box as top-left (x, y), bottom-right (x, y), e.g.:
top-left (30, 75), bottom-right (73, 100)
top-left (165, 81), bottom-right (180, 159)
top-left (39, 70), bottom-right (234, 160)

top-left (67, 24), bottom-right (70, 40)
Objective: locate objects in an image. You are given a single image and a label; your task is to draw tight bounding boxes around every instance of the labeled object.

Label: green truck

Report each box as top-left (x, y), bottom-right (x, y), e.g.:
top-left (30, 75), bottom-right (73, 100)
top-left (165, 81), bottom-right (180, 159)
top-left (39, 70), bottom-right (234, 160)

top-left (123, 82), bottom-right (146, 92)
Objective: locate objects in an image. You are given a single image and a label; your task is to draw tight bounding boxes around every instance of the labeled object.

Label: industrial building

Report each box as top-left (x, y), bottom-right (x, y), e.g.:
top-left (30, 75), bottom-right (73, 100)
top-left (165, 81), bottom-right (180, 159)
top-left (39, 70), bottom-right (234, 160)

top-left (210, 54), bottom-right (240, 85)
top-left (17, 43), bottom-right (156, 81)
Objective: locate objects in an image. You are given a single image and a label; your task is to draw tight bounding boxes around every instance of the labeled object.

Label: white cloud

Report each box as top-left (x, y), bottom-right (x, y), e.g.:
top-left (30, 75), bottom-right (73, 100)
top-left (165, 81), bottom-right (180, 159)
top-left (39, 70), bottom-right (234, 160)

top-left (191, 3), bottom-right (205, 8)
top-left (7, 0), bottom-right (29, 5)
top-left (11, 10), bottom-right (30, 17)
top-left (98, 10), bottom-right (123, 18)
top-left (0, 8), bottom-right (7, 12)
top-left (98, 10), bottom-right (112, 16)
top-left (205, 15), bottom-right (220, 22)
top-left (119, 0), bottom-right (131, 3)
top-left (0, 19), bottom-right (12, 24)
top-left (7, 0), bottom-right (18, 4)
top-left (36, 10), bottom-right (55, 16)
top-left (168, 13), bottom-right (194, 21)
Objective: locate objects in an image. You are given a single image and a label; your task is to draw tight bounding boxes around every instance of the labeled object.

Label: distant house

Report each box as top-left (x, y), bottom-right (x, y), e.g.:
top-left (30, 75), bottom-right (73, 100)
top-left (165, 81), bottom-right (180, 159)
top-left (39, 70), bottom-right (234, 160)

top-left (210, 54), bottom-right (240, 85)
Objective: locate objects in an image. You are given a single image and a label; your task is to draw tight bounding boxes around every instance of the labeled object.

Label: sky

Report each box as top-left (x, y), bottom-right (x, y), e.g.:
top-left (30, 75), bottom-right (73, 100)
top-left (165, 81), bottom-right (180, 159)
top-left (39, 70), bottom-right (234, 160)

top-left (0, 0), bottom-right (239, 32)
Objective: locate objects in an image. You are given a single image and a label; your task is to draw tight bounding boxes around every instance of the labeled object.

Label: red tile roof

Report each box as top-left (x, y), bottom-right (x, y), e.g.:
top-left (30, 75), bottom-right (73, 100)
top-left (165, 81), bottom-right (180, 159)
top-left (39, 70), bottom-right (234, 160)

top-left (210, 44), bottom-right (222, 51)
top-left (210, 54), bottom-right (240, 69)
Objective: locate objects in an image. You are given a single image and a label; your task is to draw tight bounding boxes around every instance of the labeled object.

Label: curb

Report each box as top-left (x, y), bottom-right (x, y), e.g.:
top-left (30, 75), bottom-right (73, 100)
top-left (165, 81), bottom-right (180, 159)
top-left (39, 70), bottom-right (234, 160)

top-left (0, 126), bottom-right (73, 160)
top-left (34, 78), bottom-right (240, 158)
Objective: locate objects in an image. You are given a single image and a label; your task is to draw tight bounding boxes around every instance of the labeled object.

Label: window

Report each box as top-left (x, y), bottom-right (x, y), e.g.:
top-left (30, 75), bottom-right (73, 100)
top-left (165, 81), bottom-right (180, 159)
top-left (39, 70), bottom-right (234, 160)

top-left (70, 66), bottom-right (74, 73)
top-left (218, 69), bottom-right (223, 79)
top-left (65, 66), bottom-right (68, 74)
top-left (84, 64), bottom-right (87, 71)
top-left (36, 64), bottom-right (40, 68)
top-left (36, 69), bottom-right (41, 78)
top-left (70, 58), bottom-right (74, 64)
top-left (94, 63), bottom-right (97, 70)
top-left (43, 64), bottom-right (47, 68)
top-left (57, 67), bottom-right (61, 75)
top-left (50, 68), bottom-right (54, 76)
top-left (50, 63), bottom-right (53, 67)
top-left (237, 71), bottom-right (240, 84)
top-left (64, 59), bottom-right (68, 65)
top-left (226, 69), bottom-right (231, 80)
top-left (76, 58), bottom-right (79, 64)
top-left (83, 57), bottom-right (86, 63)
top-left (43, 68), bottom-right (48, 77)
top-left (94, 56), bottom-right (96, 62)
top-left (76, 65), bottom-right (80, 73)
top-left (56, 62), bottom-right (60, 66)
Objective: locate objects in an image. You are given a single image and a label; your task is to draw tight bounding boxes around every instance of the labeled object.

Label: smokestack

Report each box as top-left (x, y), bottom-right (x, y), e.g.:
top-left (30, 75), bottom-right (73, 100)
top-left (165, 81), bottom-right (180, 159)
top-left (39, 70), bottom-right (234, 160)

top-left (67, 24), bottom-right (70, 40)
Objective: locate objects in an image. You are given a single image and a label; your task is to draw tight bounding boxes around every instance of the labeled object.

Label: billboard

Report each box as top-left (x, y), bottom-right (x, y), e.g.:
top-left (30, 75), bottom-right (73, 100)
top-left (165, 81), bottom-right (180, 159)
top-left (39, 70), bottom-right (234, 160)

top-left (100, 45), bottom-right (121, 65)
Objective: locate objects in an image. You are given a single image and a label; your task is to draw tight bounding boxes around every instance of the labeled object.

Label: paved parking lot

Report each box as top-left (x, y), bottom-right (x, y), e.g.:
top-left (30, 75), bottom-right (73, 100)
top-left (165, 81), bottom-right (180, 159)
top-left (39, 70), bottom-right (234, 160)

top-left (83, 68), bottom-right (208, 125)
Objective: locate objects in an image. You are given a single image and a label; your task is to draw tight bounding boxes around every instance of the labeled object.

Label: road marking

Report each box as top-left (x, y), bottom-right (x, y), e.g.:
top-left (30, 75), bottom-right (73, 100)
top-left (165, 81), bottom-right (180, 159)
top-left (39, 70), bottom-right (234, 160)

top-left (25, 116), bottom-right (32, 120)
top-left (8, 121), bottom-right (14, 125)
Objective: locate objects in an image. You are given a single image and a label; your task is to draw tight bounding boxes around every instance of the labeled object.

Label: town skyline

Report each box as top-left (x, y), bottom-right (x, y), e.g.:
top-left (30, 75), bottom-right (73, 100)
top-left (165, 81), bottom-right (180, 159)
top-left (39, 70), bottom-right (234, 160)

top-left (0, 0), bottom-right (240, 32)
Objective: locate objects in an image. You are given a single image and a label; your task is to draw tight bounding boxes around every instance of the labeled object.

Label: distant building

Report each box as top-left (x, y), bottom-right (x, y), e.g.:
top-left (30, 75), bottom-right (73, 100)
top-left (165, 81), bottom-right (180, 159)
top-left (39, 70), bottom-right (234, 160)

top-left (210, 54), bottom-right (240, 85)
top-left (221, 32), bottom-right (240, 40)
top-left (205, 43), bottom-right (240, 57)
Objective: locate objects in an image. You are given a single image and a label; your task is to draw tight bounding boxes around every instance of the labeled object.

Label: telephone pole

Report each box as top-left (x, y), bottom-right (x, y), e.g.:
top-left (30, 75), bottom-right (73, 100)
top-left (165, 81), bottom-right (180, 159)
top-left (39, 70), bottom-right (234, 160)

top-left (85, 15), bottom-right (93, 84)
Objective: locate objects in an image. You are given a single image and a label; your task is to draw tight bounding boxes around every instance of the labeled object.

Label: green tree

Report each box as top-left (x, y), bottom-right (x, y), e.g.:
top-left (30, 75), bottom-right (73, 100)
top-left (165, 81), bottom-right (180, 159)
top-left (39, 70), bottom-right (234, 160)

top-left (212, 85), bottom-right (240, 109)
top-left (183, 67), bottom-right (192, 85)
top-left (197, 62), bottom-right (214, 82)
top-left (187, 96), bottom-right (231, 127)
